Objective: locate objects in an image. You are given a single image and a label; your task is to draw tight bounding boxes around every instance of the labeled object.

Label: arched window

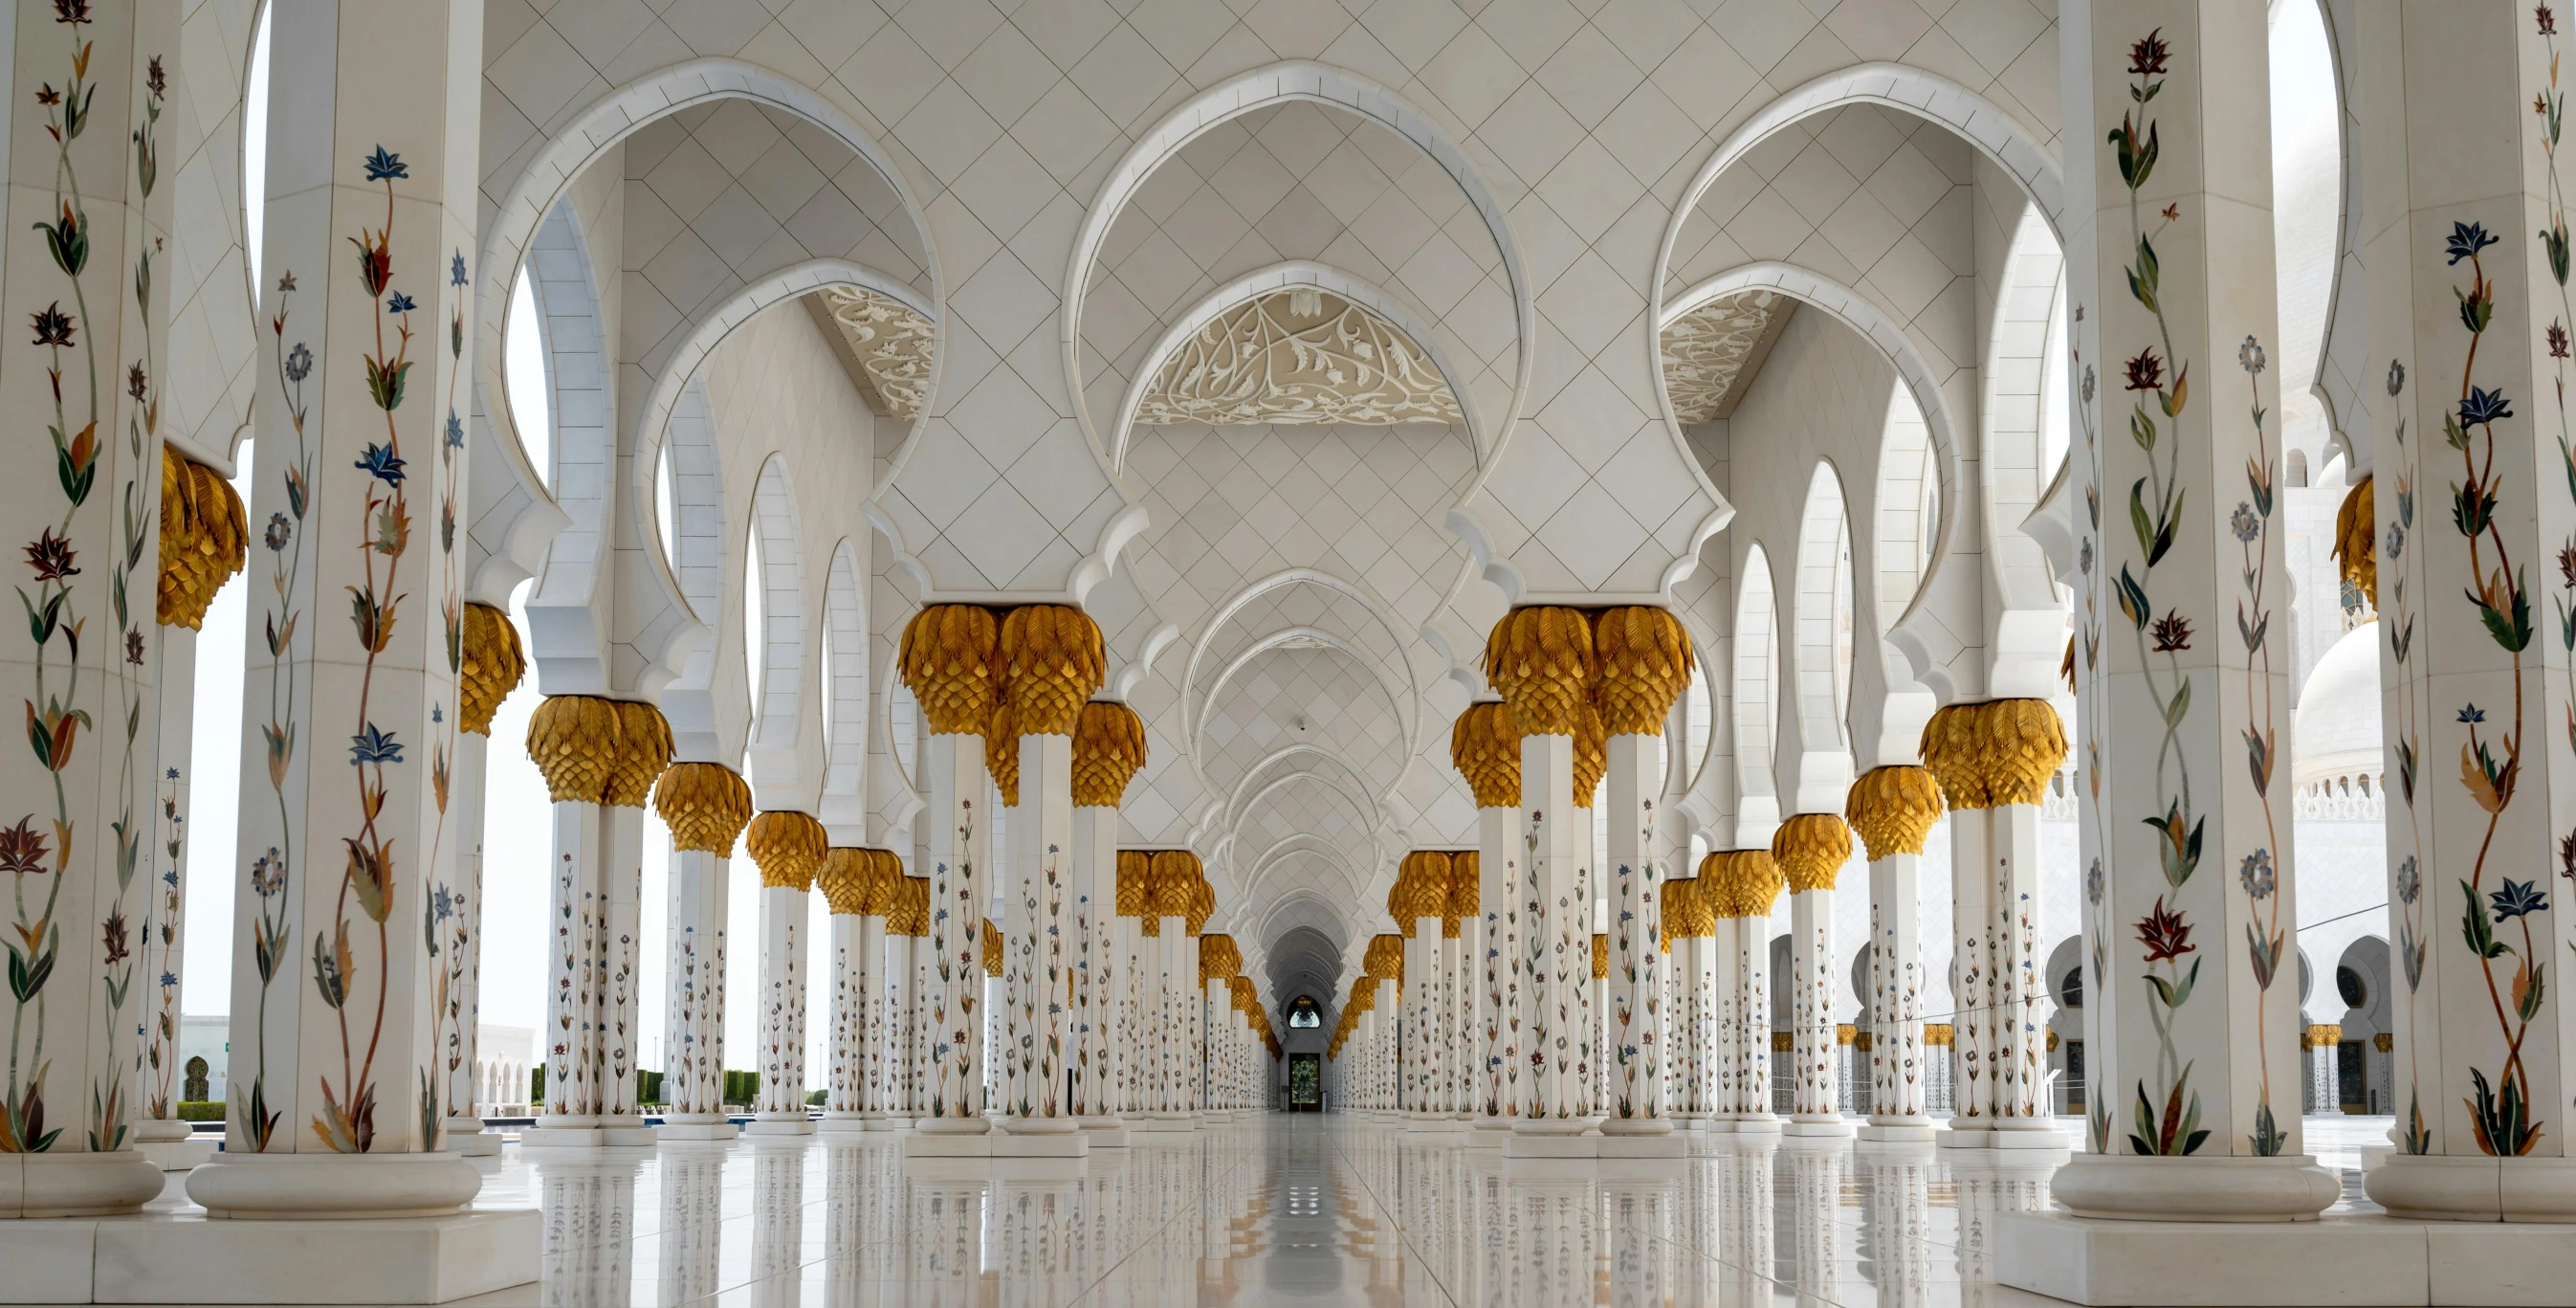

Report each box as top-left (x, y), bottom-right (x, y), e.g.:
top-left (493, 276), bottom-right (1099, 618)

top-left (742, 520), bottom-right (766, 732)
top-left (503, 269), bottom-right (552, 488)
top-left (242, 1), bottom-right (271, 300)
top-left (1735, 543), bottom-right (1781, 804)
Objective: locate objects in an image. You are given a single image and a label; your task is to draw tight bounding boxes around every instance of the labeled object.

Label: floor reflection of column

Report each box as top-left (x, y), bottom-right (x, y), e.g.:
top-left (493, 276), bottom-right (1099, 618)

top-left (1716, 1137), bottom-right (1777, 1304)
top-left (906, 1173), bottom-right (988, 1308)
top-left (1949, 1147), bottom-right (2061, 1308)
top-left (656, 1143), bottom-right (731, 1307)
top-left (825, 1140), bottom-right (907, 1308)
top-left (537, 1154), bottom-right (642, 1308)
top-left (1783, 1139), bottom-right (1846, 1308)
top-left (1603, 1176), bottom-right (1673, 1308)
top-left (1858, 1142), bottom-right (1936, 1308)
top-left (991, 1172), bottom-right (1083, 1308)
top-left (751, 1139), bottom-right (810, 1308)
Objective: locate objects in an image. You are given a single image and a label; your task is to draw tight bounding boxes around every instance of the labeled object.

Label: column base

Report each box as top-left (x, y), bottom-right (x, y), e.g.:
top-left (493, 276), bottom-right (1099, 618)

top-left (135, 1137), bottom-right (219, 1171)
top-left (1136, 1114), bottom-right (1195, 1133)
top-left (864, 1116), bottom-right (908, 1133)
top-left (743, 1117), bottom-right (817, 1137)
top-left (902, 1131), bottom-right (993, 1159)
top-left (914, 1116), bottom-right (990, 1136)
top-left (1598, 1117), bottom-right (1676, 1137)
top-left (520, 1124), bottom-right (659, 1148)
top-left (1596, 1132), bottom-right (1686, 1159)
top-left (996, 1115), bottom-right (1082, 1136)
top-left (130, 1119), bottom-right (192, 1145)
top-left (1504, 1132), bottom-right (1597, 1160)
top-left (818, 1115), bottom-right (871, 1135)
top-left (989, 1130), bottom-right (1089, 1158)
top-left (1404, 1112), bottom-right (1458, 1134)
top-left (0, 1151), bottom-right (166, 1217)
top-left (1782, 1116), bottom-right (1856, 1137)
top-left (442, 1118), bottom-right (502, 1159)
top-left (0, 1208), bottom-right (539, 1304)
top-left (2366, 1153), bottom-right (2576, 1222)
top-left (2050, 1153), bottom-right (2340, 1222)
top-left (655, 1113), bottom-right (739, 1142)
top-left (1724, 1115), bottom-right (1782, 1136)
top-left (1997, 1208), bottom-right (2576, 1305)
top-left (1077, 1117), bottom-right (1129, 1147)
top-left (1937, 1117), bottom-right (2060, 1148)
top-left (1857, 1118), bottom-right (1937, 1143)
top-left (185, 1151), bottom-right (484, 1219)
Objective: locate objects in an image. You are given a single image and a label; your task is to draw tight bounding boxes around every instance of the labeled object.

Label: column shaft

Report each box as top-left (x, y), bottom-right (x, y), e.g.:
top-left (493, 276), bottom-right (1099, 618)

top-left (2059, 0), bottom-right (2333, 1217)
top-left (1866, 852), bottom-right (1927, 1125)
top-left (1789, 889), bottom-right (1838, 1121)
top-left (662, 849), bottom-right (729, 1120)
top-left (920, 733), bottom-right (986, 1128)
top-left (752, 884), bottom-right (808, 1127)
top-left (2356, 0), bottom-right (2576, 1219)
top-left (1603, 734), bottom-right (1666, 1130)
top-left (1480, 806), bottom-right (1514, 1120)
top-left (1519, 735), bottom-right (1581, 1127)
top-left (190, 0), bottom-right (483, 1216)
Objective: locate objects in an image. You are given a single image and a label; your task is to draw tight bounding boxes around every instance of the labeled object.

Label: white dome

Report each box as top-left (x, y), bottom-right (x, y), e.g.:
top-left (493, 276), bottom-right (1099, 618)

top-left (2295, 621), bottom-right (2382, 788)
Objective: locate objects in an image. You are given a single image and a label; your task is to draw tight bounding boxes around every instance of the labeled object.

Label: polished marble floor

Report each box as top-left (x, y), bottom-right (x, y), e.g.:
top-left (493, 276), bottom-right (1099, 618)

top-left (162, 1114), bottom-right (2388, 1308)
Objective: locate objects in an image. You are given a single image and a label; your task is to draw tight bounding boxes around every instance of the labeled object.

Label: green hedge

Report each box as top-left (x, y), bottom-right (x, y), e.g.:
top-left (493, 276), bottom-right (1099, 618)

top-left (527, 1067), bottom-right (672, 1109)
top-left (723, 1069), bottom-right (759, 1106)
top-left (176, 1100), bottom-right (224, 1122)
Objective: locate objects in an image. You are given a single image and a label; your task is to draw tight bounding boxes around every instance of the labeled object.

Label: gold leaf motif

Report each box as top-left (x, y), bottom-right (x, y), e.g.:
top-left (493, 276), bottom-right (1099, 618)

top-left (653, 763), bottom-right (753, 854)
top-left (156, 446), bottom-right (250, 630)
top-left (1771, 812), bottom-right (1852, 894)
top-left (744, 810), bottom-right (827, 891)
top-left (456, 603), bottom-right (526, 737)
top-left (1844, 765), bottom-right (1944, 859)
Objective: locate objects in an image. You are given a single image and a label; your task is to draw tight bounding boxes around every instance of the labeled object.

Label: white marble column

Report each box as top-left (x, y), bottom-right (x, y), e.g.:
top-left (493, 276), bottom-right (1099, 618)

top-left (1485, 608), bottom-right (1595, 1140)
top-left (998, 727), bottom-right (1074, 1136)
top-left (1453, 700), bottom-right (1521, 1132)
top-left (2355, 0), bottom-right (2576, 1221)
top-left (653, 763), bottom-right (749, 1139)
top-left (817, 847), bottom-right (870, 1133)
top-left (0, 0), bottom-right (176, 1219)
top-left (898, 604), bottom-right (998, 1137)
top-left (744, 810), bottom-right (824, 1136)
top-left (1772, 815), bottom-right (1853, 1137)
top-left (136, 447), bottom-right (251, 1171)
top-left (1112, 850), bottom-right (1145, 1118)
top-left (1477, 805), bottom-right (1517, 1128)
top-left (187, 0), bottom-right (489, 1220)
top-left (2056, 0), bottom-right (2334, 1219)
top-left (1846, 765), bottom-right (1940, 1142)
top-left (519, 697), bottom-right (669, 1151)
top-left (437, 601), bottom-right (525, 1159)
top-left (1714, 852), bottom-right (1783, 1133)
top-left (1669, 873), bottom-right (1714, 1123)
top-left (1602, 739), bottom-right (1670, 1138)
top-left (1068, 699), bottom-right (1143, 1132)
top-left (874, 869), bottom-right (919, 1127)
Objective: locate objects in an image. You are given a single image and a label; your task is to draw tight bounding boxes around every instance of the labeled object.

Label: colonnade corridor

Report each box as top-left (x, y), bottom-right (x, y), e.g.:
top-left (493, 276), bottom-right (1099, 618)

top-left (118, 1112), bottom-right (2385, 1308)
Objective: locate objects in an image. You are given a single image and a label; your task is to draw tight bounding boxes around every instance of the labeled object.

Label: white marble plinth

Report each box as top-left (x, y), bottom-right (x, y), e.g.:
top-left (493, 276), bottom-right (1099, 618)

top-left (1859, 1118), bottom-right (1936, 1142)
top-left (1137, 1114), bottom-right (1195, 1133)
top-left (521, 1123), bottom-right (658, 1149)
top-left (1726, 1116), bottom-right (1782, 1135)
top-left (1596, 1132), bottom-right (1686, 1159)
top-left (135, 1138), bottom-right (218, 1171)
top-left (2051, 1154), bottom-right (2341, 1222)
top-left (1998, 1208), bottom-right (2576, 1305)
top-left (0, 1151), bottom-right (167, 1218)
top-left (865, 1117), bottom-right (907, 1132)
top-left (819, 1114), bottom-right (869, 1135)
top-left (1404, 1113), bottom-right (1457, 1134)
top-left (745, 1116), bottom-right (816, 1137)
top-left (903, 1130), bottom-right (995, 1158)
top-left (989, 1129), bottom-right (1090, 1158)
top-left (1504, 1131), bottom-right (1596, 1159)
top-left (1783, 1116), bottom-right (1855, 1137)
top-left (655, 1121), bottom-right (739, 1142)
top-left (1078, 1119), bottom-right (1130, 1147)
top-left (2367, 1153), bottom-right (2576, 1221)
top-left (0, 1208), bottom-right (541, 1304)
